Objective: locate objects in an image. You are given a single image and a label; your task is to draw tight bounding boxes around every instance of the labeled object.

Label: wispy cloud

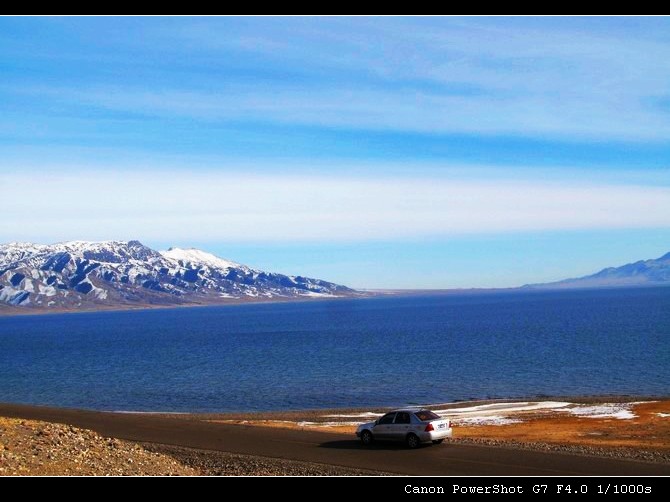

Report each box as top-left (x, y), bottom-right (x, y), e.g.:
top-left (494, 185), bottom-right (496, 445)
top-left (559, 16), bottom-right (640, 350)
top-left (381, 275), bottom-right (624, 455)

top-left (156, 17), bottom-right (670, 140)
top-left (2, 170), bottom-right (669, 243)
top-left (12, 83), bottom-right (670, 141)
top-left (2, 17), bottom-right (670, 141)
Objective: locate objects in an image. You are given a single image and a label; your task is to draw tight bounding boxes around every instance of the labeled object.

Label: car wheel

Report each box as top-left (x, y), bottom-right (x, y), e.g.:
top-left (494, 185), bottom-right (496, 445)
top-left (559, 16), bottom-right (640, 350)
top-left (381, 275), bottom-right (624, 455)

top-left (360, 430), bottom-right (374, 446)
top-left (406, 433), bottom-right (420, 449)
top-left (432, 439), bottom-right (444, 445)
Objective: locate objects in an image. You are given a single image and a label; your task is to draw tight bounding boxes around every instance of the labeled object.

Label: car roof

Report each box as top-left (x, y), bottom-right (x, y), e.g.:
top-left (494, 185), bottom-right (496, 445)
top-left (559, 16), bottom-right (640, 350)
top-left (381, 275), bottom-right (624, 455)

top-left (388, 408), bottom-right (430, 414)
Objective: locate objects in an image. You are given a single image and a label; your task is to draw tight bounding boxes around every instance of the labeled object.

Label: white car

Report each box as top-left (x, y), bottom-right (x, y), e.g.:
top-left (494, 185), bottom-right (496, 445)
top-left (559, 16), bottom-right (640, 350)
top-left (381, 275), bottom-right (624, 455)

top-left (356, 409), bottom-right (452, 449)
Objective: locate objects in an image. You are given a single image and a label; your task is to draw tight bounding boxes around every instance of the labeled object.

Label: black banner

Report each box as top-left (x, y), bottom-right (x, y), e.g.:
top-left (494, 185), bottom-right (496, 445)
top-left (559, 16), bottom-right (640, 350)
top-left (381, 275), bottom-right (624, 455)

top-left (5, 475), bottom-right (669, 495)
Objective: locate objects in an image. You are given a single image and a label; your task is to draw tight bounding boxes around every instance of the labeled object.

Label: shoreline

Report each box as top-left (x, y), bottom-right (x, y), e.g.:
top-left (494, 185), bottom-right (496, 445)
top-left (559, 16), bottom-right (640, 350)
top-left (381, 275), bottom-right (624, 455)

top-left (134, 394), bottom-right (670, 417)
top-left (3, 283), bottom-right (668, 318)
top-left (4, 393), bottom-right (668, 416)
top-left (0, 292), bottom-right (376, 318)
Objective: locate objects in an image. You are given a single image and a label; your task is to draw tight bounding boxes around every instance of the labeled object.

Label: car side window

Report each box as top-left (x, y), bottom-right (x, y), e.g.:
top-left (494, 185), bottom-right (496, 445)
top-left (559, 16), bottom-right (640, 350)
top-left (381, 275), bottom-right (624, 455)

top-left (395, 412), bottom-right (411, 424)
top-left (378, 413), bottom-right (396, 425)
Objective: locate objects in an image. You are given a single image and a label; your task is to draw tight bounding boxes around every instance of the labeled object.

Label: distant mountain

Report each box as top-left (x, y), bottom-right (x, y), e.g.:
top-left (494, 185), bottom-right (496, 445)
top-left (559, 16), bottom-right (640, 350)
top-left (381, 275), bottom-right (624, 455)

top-left (525, 251), bottom-right (670, 290)
top-left (0, 240), bottom-right (357, 311)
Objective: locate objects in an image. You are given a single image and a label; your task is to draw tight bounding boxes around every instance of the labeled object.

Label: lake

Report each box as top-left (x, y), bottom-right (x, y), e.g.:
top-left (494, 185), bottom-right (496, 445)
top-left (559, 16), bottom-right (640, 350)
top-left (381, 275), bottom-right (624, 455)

top-left (1, 288), bottom-right (668, 412)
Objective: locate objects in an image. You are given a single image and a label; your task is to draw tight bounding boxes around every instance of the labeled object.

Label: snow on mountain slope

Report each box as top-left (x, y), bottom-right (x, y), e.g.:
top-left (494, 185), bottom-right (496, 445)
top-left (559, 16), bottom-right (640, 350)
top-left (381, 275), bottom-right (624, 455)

top-left (0, 240), bottom-right (357, 310)
top-left (161, 248), bottom-right (244, 272)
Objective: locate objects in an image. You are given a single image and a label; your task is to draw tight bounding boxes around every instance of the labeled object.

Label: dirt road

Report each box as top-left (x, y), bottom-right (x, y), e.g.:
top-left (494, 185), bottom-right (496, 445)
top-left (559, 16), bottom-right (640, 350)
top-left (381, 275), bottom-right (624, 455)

top-left (1, 403), bottom-right (668, 476)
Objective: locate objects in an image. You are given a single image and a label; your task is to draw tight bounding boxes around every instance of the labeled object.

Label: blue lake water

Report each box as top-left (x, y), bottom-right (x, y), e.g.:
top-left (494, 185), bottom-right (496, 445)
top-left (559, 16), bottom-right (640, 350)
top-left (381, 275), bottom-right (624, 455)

top-left (1, 288), bottom-right (669, 412)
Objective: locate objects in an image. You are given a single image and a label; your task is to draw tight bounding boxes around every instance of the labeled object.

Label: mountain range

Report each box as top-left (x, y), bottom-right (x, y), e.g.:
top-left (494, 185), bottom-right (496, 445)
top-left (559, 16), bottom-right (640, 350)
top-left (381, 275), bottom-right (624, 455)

top-left (0, 240), bottom-right (357, 311)
top-left (525, 251), bottom-right (670, 290)
top-left (1, 241), bottom-right (668, 313)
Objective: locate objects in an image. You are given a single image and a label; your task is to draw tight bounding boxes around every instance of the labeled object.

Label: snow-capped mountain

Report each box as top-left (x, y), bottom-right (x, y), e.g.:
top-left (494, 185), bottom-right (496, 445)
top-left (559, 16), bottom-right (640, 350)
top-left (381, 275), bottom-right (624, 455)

top-left (0, 240), bottom-right (356, 310)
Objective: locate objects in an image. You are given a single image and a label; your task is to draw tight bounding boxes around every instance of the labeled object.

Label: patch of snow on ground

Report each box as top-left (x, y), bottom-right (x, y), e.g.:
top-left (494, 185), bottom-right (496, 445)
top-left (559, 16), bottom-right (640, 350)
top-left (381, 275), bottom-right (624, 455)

top-left (112, 411), bottom-right (189, 415)
top-left (568, 404), bottom-right (636, 420)
top-left (286, 400), bottom-right (655, 430)
top-left (298, 421), bottom-right (363, 427)
top-left (430, 402), bottom-right (552, 426)
top-left (433, 401), bottom-right (571, 417)
top-left (323, 412), bottom-right (381, 418)
top-left (453, 416), bottom-right (522, 426)
top-left (656, 413), bottom-right (670, 418)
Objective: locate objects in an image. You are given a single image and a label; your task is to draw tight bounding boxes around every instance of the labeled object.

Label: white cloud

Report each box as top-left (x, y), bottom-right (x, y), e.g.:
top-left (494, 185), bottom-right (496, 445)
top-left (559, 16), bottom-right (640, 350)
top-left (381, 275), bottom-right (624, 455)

top-left (38, 85), bottom-right (670, 141)
top-left (3, 19), bottom-right (670, 141)
top-left (147, 17), bottom-right (670, 141)
top-left (2, 170), bottom-right (669, 243)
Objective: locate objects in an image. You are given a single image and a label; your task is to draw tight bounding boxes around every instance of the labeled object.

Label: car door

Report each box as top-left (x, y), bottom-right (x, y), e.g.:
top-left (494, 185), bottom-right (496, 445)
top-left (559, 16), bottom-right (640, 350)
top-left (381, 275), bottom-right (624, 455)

top-left (391, 411), bottom-right (412, 439)
top-left (373, 412), bottom-right (396, 438)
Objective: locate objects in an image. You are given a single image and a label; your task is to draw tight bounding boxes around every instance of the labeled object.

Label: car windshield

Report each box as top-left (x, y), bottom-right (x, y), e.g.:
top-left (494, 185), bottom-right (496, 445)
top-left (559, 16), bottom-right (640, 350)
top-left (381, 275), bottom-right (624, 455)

top-left (414, 410), bottom-right (440, 422)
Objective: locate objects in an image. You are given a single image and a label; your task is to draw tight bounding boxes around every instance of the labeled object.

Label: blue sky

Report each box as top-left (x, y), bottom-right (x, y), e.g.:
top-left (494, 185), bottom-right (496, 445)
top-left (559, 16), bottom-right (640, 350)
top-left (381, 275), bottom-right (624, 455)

top-left (1, 16), bottom-right (670, 288)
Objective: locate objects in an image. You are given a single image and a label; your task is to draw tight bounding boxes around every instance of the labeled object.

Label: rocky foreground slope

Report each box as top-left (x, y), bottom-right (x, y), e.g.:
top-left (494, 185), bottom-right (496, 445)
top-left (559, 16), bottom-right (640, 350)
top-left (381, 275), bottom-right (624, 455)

top-left (0, 417), bottom-right (196, 475)
top-left (0, 417), bottom-right (377, 476)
